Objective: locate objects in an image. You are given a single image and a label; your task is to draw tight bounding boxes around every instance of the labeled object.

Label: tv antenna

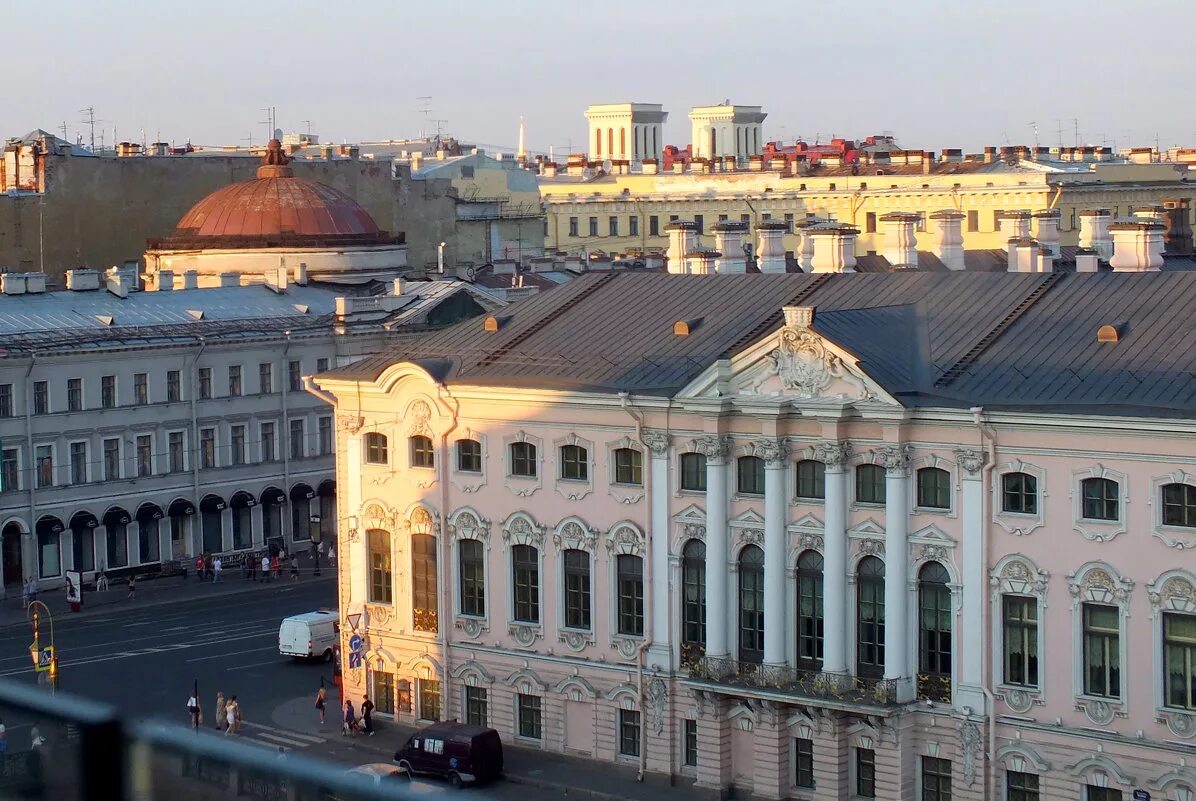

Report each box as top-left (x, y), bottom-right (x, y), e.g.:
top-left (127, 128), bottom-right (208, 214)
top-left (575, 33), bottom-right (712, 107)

top-left (1073, 118), bottom-right (1080, 147)
top-left (301, 119), bottom-right (313, 136)
top-left (1028, 121), bottom-right (1039, 148)
top-left (79, 106), bottom-right (103, 151)
top-left (59, 121), bottom-right (68, 141)
top-left (431, 119), bottom-right (448, 139)
top-left (261, 107), bottom-right (277, 143)
top-left (417, 96), bottom-right (433, 137)
top-left (1055, 119), bottom-right (1065, 148)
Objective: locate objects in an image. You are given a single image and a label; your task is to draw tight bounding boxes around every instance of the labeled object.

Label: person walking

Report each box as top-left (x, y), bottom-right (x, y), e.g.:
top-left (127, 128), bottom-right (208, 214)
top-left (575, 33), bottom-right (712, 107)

top-left (95, 571), bottom-right (109, 592)
top-left (270, 554), bottom-right (281, 582)
top-left (315, 540), bottom-right (325, 577)
top-left (213, 556), bottom-right (223, 583)
top-left (187, 693), bottom-right (201, 730)
top-left (342, 700), bottom-right (357, 737)
top-left (195, 555), bottom-right (205, 582)
top-left (328, 543), bottom-right (336, 568)
top-left (126, 574), bottom-right (136, 601)
top-left (289, 555), bottom-right (299, 581)
top-left (315, 685), bottom-right (327, 725)
top-left (245, 555), bottom-right (256, 582)
top-left (224, 696), bottom-right (238, 735)
top-left (261, 554), bottom-right (271, 584)
top-left (215, 692), bottom-right (227, 732)
top-left (360, 694), bottom-right (374, 736)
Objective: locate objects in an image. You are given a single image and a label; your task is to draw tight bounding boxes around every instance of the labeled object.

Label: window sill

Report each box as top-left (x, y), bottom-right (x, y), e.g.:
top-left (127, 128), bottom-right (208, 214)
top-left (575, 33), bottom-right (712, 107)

top-left (507, 473), bottom-right (538, 481)
top-left (914, 505), bottom-right (951, 515)
top-left (1079, 516), bottom-right (1120, 525)
top-left (998, 509), bottom-right (1038, 518)
top-left (558, 477), bottom-right (591, 485)
top-left (792, 496), bottom-right (825, 505)
top-left (409, 465), bottom-right (435, 471)
top-left (678, 488), bottom-right (708, 496)
top-left (612, 482), bottom-right (644, 489)
top-left (455, 469), bottom-right (483, 476)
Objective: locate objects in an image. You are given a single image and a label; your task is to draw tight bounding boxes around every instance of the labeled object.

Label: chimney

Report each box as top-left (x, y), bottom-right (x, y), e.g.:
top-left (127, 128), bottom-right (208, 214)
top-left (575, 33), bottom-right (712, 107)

top-left (1132, 205), bottom-right (1165, 222)
top-left (266, 265), bottom-right (289, 294)
top-left (794, 219), bottom-right (818, 272)
top-left (105, 270), bottom-right (132, 298)
top-left (643, 251), bottom-right (665, 270)
top-left (940, 148), bottom-right (963, 164)
top-left (1163, 199), bottom-right (1194, 255)
top-left (641, 159), bottom-right (658, 175)
top-left (687, 250), bottom-right (719, 275)
top-left (983, 146), bottom-right (997, 163)
top-left (1109, 220), bottom-right (1165, 272)
top-left (664, 221), bottom-right (700, 274)
top-left (393, 277), bottom-right (406, 295)
top-left (809, 223), bottom-right (858, 273)
top-left (66, 268), bottom-right (101, 291)
top-left (293, 262), bottom-right (309, 285)
top-left (1075, 247), bottom-right (1100, 273)
top-left (410, 152), bottom-right (422, 171)
top-left (218, 272), bottom-right (241, 288)
top-left (22, 272), bottom-right (46, 293)
top-left (1078, 209), bottom-right (1114, 260)
top-left (492, 259), bottom-right (518, 276)
top-left (756, 221), bottom-right (789, 274)
top-left (182, 270), bottom-right (199, 290)
top-left (929, 210), bottom-right (966, 271)
top-left (0, 273), bottom-right (26, 295)
top-left (157, 270), bottom-right (175, 291)
top-left (712, 222), bottom-right (748, 273)
top-left (1007, 238), bottom-right (1043, 273)
top-left (998, 209), bottom-right (1032, 240)
top-left (879, 212), bottom-right (919, 269)
top-left (1032, 209), bottom-right (1061, 257)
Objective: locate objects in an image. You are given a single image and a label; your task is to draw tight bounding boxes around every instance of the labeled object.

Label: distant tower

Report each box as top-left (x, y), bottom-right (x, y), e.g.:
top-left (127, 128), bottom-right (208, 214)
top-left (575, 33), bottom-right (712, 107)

top-left (517, 116), bottom-right (526, 162)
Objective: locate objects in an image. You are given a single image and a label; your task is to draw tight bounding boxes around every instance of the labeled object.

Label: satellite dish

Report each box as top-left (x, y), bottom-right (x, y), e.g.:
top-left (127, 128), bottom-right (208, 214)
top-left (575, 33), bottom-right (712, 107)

top-left (601, 159), bottom-right (613, 173)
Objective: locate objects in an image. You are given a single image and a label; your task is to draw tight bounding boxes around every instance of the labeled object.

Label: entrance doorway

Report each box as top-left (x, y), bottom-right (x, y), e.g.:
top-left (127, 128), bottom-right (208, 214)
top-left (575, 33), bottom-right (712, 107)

top-left (1, 523), bottom-right (23, 586)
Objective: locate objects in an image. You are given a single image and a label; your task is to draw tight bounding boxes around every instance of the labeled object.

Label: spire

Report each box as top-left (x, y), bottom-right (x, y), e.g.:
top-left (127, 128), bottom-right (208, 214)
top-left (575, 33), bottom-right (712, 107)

top-left (517, 115), bottom-right (526, 161)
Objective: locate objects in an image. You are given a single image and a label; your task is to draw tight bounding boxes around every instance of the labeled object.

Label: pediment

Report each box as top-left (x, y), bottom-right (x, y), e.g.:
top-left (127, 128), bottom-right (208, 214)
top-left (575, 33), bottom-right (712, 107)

top-left (848, 518), bottom-right (887, 538)
top-left (790, 513), bottom-right (825, 532)
top-left (729, 509), bottom-right (765, 528)
top-left (910, 524), bottom-right (956, 546)
top-left (672, 503), bottom-right (706, 524)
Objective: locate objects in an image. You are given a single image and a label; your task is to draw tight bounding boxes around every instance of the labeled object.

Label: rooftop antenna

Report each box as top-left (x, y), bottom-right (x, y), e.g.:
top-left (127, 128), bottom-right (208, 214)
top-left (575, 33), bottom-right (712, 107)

top-left (301, 119), bottom-right (313, 136)
top-left (1028, 121), bottom-right (1039, 148)
top-left (1055, 119), bottom-right (1064, 148)
top-left (1073, 118), bottom-right (1080, 147)
top-left (517, 115), bottom-right (526, 161)
top-left (58, 121), bottom-right (68, 141)
top-left (260, 108), bottom-right (274, 145)
top-left (417, 96), bottom-right (432, 138)
top-left (431, 119), bottom-right (448, 140)
top-left (242, 131), bottom-right (255, 149)
top-left (79, 106), bottom-right (102, 151)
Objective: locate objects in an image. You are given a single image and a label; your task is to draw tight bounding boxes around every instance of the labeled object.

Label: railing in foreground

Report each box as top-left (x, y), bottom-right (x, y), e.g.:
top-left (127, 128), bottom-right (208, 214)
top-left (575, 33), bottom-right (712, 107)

top-left (687, 656), bottom-right (900, 706)
top-left (0, 678), bottom-right (463, 801)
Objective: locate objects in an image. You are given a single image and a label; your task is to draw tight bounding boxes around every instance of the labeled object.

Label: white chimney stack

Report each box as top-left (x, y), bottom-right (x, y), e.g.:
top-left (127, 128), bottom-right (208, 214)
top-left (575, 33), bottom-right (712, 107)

top-left (157, 270), bottom-right (175, 291)
top-left (1109, 220), bottom-right (1165, 272)
top-left (66, 268), bottom-right (102, 291)
top-left (665, 221), bottom-right (700, 274)
top-left (712, 222), bottom-right (747, 273)
top-left (998, 209), bottom-right (1033, 240)
top-left (794, 219), bottom-right (817, 271)
top-left (929, 210), bottom-right (966, 270)
top-left (686, 250), bottom-right (718, 275)
top-left (182, 270), bottom-right (199, 290)
top-left (1032, 209), bottom-right (1061, 257)
top-left (879, 211), bottom-right (919, 269)
top-left (1075, 247), bottom-right (1100, 273)
top-left (756, 221), bottom-right (789, 273)
top-left (809, 223), bottom-right (858, 273)
top-left (1007, 238), bottom-right (1044, 273)
top-left (1079, 209), bottom-right (1113, 260)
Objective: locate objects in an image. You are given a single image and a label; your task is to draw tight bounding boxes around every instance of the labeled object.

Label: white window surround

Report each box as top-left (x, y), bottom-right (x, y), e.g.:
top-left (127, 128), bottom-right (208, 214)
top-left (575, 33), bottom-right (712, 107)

top-left (134, 431), bottom-right (156, 476)
top-left (989, 554), bottom-right (1050, 714)
top-left (102, 435), bottom-right (124, 479)
top-left (503, 431), bottom-right (543, 497)
top-left (33, 442), bottom-right (57, 487)
top-left (67, 439), bottom-right (90, 484)
top-left (553, 433), bottom-right (594, 500)
top-left (848, 449), bottom-right (888, 511)
top-left (1150, 769), bottom-right (1196, 801)
top-left (789, 445), bottom-right (829, 508)
top-left (362, 431), bottom-right (390, 467)
top-left (1067, 561), bottom-right (1133, 724)
top-left (1151, 470), bottom-right (1196, 550)
top-left (1148, 569), bottom-right (1196, 738)
top-left (606, 436), bottom-right (645, 503)
top-left (787, 515), bottom-right (825, 668)
top-left (502, 511), bottom-right (545, 648)
top-left (606, 521), bottom-right (646, 658)
top-left (554, 516), bottom-right (598, 651)
top-left (910, 454), bottom-right (957, 518)
top-left (449, 507), bottom-right (491, 641)
top-left (995, 742), bottom-right (1051, 774)
top-left (1071, 465), bottom-right (1128, 542)
top-left (450, 658), bottom-right (495, 688)
top-left (992, 460), bottom-right (1046, 536)
top-left (451, 429), bottom-right (487, 494)
top-left (674, 446), bottom-right (707, 499)
top-left (1065, 754), bottom-right (1136, 791)
top-left (407, 434), bottom-right (436, 471)
top-left (731, 442), bottom-right (768, 503)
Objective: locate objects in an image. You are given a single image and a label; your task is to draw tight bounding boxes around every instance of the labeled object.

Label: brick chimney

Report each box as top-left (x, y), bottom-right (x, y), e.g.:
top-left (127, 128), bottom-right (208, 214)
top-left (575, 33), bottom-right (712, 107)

top-left (1132, 205), bottom-right (1165, 221)
top-left (808, 223), bottom-right (858, 273)
top-left (664, 221), bottom-right (700, 274)
top-left (1032, 209), bottom-right (1061, 257)
top-left (756, 221), bottom-right (789, 274)
top-left (712, 222), bottom-right (748, 273)
top-left (879, 212), bottom-right (919, 269)
top-left (929, 210), bottom-right (966, 271)
top-left (1109, 220), bottom-right (1164, 271)
top-left (1078, 209), bottom-right (1113, 260)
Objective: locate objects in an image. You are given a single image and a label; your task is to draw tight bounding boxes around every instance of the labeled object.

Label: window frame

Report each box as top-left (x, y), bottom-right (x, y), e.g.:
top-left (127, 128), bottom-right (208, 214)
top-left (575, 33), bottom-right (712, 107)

top-left (796, 550), bottom-right (824, 670)
top-left (681, 539), bottom-right (706, 654)
top-left (67, 377), bottom-right (83, 411)
top-left (1001, 471), bottom-right (1038, 515)
top-left (679, 452), bottom-right (707, 492)
top-left (562, 548), bottom-right (592, 631)
top-left (456, 439), bottom-right (482, 473)
top-left (410, 435), bottom-right (435, 469)
top-left (512, 544), bottom-right (540, 624)
top-left (1162, 482), bottom-right (1196, 528)
top-left (411, 532), bottom-right (439, 633)
top-left (516, 693), bottom-right (542, 740)
top-left (737, 544), bottom-right (765, 664)
top-left (920, 756), bottom-right (952, 801)
top-left (1002, 595), bottom-right (1039, 688)
top-left (1082, 602), bottom-right (1121, 699)
top-left (1006, 771), bottom-right (1039, 801)
top-left (464, 686), bottom-right (488, 727)
top-left (856, 556), bottom-right (886, 679)
top-left (795, 459), bottom-right (825, 501)
top-left (855, 463), bottom-right (886, 505)
top-left (458, 538), bottom-right (486, 618)
top-left (33, 380), bottom-right (49, 415)
top-left (855, 747), bottom-right (876, 798)
top-left (794, 737), bottom-right (814, 789)
top-left (364, 433), bottom-right (389, 465)
top-left (559, 444), bottom-right (588, 481)
top-left (916, 466), bottom-right (952, 511)
top-left (133, 373), bottom-right (149, 406)
top-left (1080, 476), bottom-right (1119, 522)
top-left (613, 447), bottom-right (643, 486)
top-left (101, 374), bottom-right (118, 408)
top-left (616, 554), bottom-right (644, 637)
top-left (368, 529), bottom-right (393, 604)
top-left (510, 441), bottom-right (538, 478)
top-left (618, 709), bottom-right (641, 758)
top-left (736, 455), bottom-right (765, 496)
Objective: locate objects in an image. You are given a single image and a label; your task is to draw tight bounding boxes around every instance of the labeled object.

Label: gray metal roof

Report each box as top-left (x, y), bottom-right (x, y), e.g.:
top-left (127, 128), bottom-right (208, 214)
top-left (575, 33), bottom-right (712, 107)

top-left (321, 272), bottom-right (1196, 417)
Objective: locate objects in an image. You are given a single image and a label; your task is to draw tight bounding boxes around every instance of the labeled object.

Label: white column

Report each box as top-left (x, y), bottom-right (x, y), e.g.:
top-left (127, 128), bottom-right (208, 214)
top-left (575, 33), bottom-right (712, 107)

top-left (251, 503), bottom-right (264, 548)
top-left (955, 448), bottom-right (987, 713)
top-left (220, 507), bottom-right (234, 553)
top-left (129, 521), bottom-right (142, 567)
top-left (158, 517), bottom-right (171, 564)
top-left (760, 440), bottom-right (789, 665)
top-left (345, 426), bottom-right (367, 605)
top-left (877, 445), bottom-right (913, 700)
top-left (696, 435), bottom-right (730, 659)
top-left (643, 430), bottom-right (672, 669)
top-left (815, 441), bottom-right (852, 674)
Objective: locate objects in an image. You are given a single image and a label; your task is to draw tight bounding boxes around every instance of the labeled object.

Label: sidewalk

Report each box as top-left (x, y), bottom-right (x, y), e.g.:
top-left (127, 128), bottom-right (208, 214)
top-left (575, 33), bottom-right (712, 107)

top-left (0, 568), bottom-right (336, 628)
top-left (272, 697), bottom-right (700, 801)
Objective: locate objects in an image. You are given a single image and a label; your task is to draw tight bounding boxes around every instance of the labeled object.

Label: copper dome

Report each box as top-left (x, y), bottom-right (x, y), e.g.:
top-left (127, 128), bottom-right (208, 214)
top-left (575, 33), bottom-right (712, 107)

top-left (152, 140), bottom-right (398, 250)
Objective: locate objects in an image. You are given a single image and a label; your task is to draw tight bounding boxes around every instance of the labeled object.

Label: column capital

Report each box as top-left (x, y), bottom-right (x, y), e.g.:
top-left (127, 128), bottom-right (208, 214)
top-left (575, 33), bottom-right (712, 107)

top-left (641, 429), bottom-right (671, 457)
top-left (693, 435), bottom-right (731, 464)
top-left (813, 440), bottom-right (853, 470)
top-left (954, 448), bottom-right (986, 477)
top-left (748, 438), bottom-right (789, 468)
top-left (874, 444), bottom-right (912, 476)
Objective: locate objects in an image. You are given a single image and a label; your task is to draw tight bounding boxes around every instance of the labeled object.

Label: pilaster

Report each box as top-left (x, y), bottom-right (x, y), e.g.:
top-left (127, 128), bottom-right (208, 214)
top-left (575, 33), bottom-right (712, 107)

top-left (643, 429), bottom-right (672, 670)
top-left (696, 435), bottom-right (730, 658)
top-left (756, 439), bottom-right (789, 665)
top-left (694, 693), bottom-right (731, 796)
top-left (816, 441), bottom-right (851, 674)
top-left (750, 702), bottom-right (787, 800)
top-left (877, 444), bottom-right (913, 701)
top-left (955, 448), bottom-right (988, 713)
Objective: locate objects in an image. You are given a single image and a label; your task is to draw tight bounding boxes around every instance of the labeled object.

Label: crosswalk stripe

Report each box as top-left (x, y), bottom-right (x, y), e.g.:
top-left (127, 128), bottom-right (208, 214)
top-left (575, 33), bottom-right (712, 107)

top-left (251, 731), bottom-right (312, 748)
top-left (241, 722), bottom-right (325, 745)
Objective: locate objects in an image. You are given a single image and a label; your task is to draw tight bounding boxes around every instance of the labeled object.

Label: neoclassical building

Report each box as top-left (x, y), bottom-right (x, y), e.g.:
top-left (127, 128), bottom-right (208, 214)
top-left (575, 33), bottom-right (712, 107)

top-left (316, 271), bottom-right (1196, 800)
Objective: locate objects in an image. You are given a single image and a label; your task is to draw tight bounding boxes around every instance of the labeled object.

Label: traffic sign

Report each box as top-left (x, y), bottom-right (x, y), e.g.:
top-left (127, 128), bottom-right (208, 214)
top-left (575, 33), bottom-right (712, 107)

top-left (36, 646), bottom-right (53, 672)
top-left (347, 651), bottom-right (362, 669)
top-left (1134, 791), bottom-right (1151, 801)
top-left (348, 634), bottom-right (363, 653)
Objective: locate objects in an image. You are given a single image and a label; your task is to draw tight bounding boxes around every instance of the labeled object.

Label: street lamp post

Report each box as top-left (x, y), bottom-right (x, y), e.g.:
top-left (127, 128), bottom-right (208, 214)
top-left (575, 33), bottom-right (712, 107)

top-left (28, 600), bottom-right (57, 693)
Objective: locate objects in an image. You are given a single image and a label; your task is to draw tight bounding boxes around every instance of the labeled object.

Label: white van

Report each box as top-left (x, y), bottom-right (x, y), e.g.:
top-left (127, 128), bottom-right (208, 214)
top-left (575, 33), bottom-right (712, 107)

top-left (279, 610), bottom-right (338, 661)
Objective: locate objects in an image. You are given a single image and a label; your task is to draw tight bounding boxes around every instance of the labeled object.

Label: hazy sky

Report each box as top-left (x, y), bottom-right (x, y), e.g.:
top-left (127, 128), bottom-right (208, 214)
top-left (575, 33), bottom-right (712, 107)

top-left (13, 0), bottom-right (1196, 156)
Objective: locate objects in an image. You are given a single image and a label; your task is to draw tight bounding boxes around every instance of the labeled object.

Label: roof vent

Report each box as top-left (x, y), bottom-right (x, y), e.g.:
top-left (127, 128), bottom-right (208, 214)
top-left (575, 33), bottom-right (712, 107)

top-left (483, 315), bottom-right (500, 333)
top-left (674, 318), bottom-right (701, 337)
top-left (95, 315), bottom-right (114, 326)
top-left (187, 309), bottom-right (204, 321)
top-left (292, 304), bottom-right (309, 315)
top-left (1096, 323), bottom-right (1122, 343)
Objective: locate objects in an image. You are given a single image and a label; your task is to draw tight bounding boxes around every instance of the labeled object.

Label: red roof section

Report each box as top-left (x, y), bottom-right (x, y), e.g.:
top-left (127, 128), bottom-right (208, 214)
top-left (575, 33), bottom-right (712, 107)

top-left (175, 176), bottom-right (382, 239)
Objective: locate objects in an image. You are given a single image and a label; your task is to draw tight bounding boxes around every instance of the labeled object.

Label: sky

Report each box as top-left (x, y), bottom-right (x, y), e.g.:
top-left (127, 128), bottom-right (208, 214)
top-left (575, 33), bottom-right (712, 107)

top-left (12, 0), bottom-right (1196, 156)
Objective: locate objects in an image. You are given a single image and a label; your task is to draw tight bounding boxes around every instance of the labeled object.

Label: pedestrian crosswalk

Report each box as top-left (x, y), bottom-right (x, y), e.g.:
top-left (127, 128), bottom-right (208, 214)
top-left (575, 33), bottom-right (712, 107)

top-left (238, 721), bottom-right (327, 752)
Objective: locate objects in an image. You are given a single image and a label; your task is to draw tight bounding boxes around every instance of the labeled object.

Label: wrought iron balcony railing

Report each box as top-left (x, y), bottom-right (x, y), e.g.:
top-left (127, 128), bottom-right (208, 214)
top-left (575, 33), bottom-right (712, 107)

top-left (687, 655), bottom-right (900, 706)
top-left (917, 672), bottom-right (953, 703)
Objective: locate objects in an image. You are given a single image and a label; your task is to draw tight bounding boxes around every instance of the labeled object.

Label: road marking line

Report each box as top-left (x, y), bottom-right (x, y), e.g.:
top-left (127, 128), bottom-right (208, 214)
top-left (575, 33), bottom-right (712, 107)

top-left (241, 722), bottom-right (325, 745)
top-left (251, 732), bottom-right (315, 748)
top-left (224, 658), bottom-right (285, 671)
top-left (0, 631), bottom-right (282, 675)
top-left (185, 646), bottom-right (277, 664)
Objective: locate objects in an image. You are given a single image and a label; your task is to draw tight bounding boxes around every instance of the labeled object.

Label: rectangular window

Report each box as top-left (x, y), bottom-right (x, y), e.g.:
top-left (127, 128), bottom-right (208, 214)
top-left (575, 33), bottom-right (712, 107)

top-left (1083, 603), bottom-right (1120, 698)
top-left (922, 756), bottom-right (952, 801)
top-left (101, 375), bottom-right (117, 408)
top-left (517, 694), bottom-right (542, 739)
top-left (410, 436), bottom-right (434, 468)
top-left (967, 210), bottom-right (979, 232)
top-left (617, 555), bottom-right (644, 636)
top-left (1007, 771), bottom-right (1039, 801)
top-left (992, 210), bottom-right (1001, 231)
top-left (510, 442), bottom-right (536, 477)
top-left (629, 216), bottom-right (639, 237)
top-left (228, 365), bottom-right (242, 397)
top-left (417, 679), bottom-right (441, 721)
top-left (457, 439), bottom-right (482, 473)
top-left (680, 452), bottom-right (706, 491)
top-left (168, 431), bottom-right (185, 473)
top-left (683, 719), bottom-right (698, 767)
top-left (260, 422), bottom-right (275, 462)
top-left (230, 425), bottom-right (246, 466)
top-left (560, 445), bottom-right (587, 480)
top-left (1003, 596), bottom-right (1039, 687)
top-left (373, 671), bottom-right (395, 715)
top-left (794, 737), bottom-right (814, 788)
top-left (513, 545), bottom-right (540, 623)
top-left (67, 378), bottom-right (82, 411)
top-left (0, 384), bottom-right (12, 417)
top-left (1165, 612), bottom-right (1196, 710)
top-left (70, 442), bottom-right (87, 485)
top-left (136, 434), bottom-right (153, 477)
top-left (35, 445), bottom-right (53, 488)
top-left (133, 373), bottom-right (148, 405)
top-left (166, 370), bottom-right (181, 402)
top-left (459, 539), bottom-right (485, 617)
top-left (609, 216), bottom-right (619, 237)
top-left (694, 214), bottom-right (704, 234)
top-left (568, 217), bottom-right (578, 237)
top-left (865, 212), bottom-right (877, 233)
top-left (0, 448), bottom-right (17, 492)
top-left (784, 212), bottom-right (794, 231)
top-left (288, 360), bottom-right (302, 392)
top-left (318, 416), bottom-right (332, 455)
top-left (1087, 787), bottom-right (1122, 801)
top-left (103, 438), bottom-right (121, 481)
top-left (316, 357), bottom-right (330, 374)
top-left (589, 216), bottom-right (598, 237)
top-left (465, 687), bottom-right (488, 727)
top-left (563, 549), bottom-right (591, 630)
top-left (199, 428), bottom-right (215, 469)
top-left (649, 216), bottom-right (659, 236)
top-left (796, 460), bottom-right (826, 500)
top-left (618, 710), bottom-right (641, 757)
top-left (614, 448), bottom-right (642, 485)
top-left (197, 368), bottom-right (211, 400)
top-left (856, 464), bottom-right (886, 504)
top-left (33, 381), bottom-right (48, 415)
top-left (289, 419), bottom-right (305, 460)
top-left (259, 362), bottom-right (273, 394)
top-left (856, 748), bottom-right (876, 798)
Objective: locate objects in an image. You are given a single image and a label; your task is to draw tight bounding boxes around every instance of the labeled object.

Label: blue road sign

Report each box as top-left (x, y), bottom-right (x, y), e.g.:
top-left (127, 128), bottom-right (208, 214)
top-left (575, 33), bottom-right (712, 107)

top-left (348, 634), bottom-right (364, 653)
top-left (37, 646), bottom-right (53, 671)
top-left (1133, 791), bottom-right (1151, 801)
top-left (348, 651), bottom-right (362, 669)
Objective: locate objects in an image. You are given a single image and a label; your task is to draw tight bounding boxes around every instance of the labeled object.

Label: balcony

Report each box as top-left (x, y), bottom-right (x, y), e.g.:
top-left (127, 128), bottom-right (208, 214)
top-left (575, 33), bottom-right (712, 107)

top-left (917, 672), bottom-right (953, 703)
top-left (685, 656), bottom-right (900, 708)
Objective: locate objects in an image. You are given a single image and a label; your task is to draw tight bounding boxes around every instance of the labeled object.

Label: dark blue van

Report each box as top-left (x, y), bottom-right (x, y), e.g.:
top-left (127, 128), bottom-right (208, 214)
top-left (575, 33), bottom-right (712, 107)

top-left (394, 722), bottom-right (503, 788)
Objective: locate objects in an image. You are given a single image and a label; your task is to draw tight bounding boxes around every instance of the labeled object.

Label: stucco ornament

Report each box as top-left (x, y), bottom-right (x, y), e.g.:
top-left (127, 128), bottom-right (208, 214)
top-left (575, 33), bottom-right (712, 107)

top-left (798, 534), bottom-right (825, 552)
top-left (921, 544), bottom-right (948, 563)
top-left (456, 618), bottom-right (484, 640)
top-left (683, 523), bottom-right (706, 541)
top-left (748, 439), bottom-right (788, 467)
top-left (768, 314), bottom-right (875, 400)
top-left (554, 520), bottom-right (598, 552)
top-left (337, 414), bottom-right (364, 433)
top-left (509, 623), bottom-right (541, 649)
top-left (960, 721), bottom-right (982, 785)
top-left (1158, 709), bottom-right (1196, 739)
top-left (1069, 567), bottom-right (1134, 605)
top-left (813, 440), bottom-right (852, 469)
top-left (858, 539), bottom-right (885, 557)
top-left (1080, 699), bottom-right (1116, 726)
top-left (560, 631), bottom-right (591, 653)
top-left (739, 528), bottom-right (764, 548)
top-left (954, 448), bottom-right (985, 475)
top-left (693, 435), bottom-right (730, 462)
top-left (643, 677), bottom-right (668, 736)
top-left (640, 429), bottom-right (671, 456)
top-left (1003, 689), bottom-right (1034, 714)
top-left (874, 444), bottom-right (913, 475)
top-left (1149, 574), bottom-right (1196, 617)
top-left (606, 525), bottom-right (644, 556)
top-left (408, 400), bottom-right (432, 437)
top-left (449, 511), bottom-right (490, 542)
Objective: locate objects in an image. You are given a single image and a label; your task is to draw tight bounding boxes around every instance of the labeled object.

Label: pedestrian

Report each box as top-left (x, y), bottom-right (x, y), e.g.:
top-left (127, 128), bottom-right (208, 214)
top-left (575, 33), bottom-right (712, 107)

top-left (329, 543), bottom-right (336, 568)
top-left (360, 694), bottom-right (374, 736)
top-left (261, 554), bottom-right (271, 584)
top-left (213, 556), bottom-right (223, 583)
top-left (20, 580), bottom-right (29, 616)
top-left (186, 693), bottom-right (201, 729)
top-left (225, 696), bottom-right (238, 735)
top-left (342, 700), bottom-right (357, 736)
top-left (28, 577), bottom-right (38, 606)
top-left (315, 685), bottom-right (327, 725)
top-left (315, 540), bottom-right (326, 577)
top-left (0, 719), bottom-right (8, 753)
top-left (215, 692), bottom-right (227, 732)
top-left (195, 555), bottom-right (205, 582)
top-left (95, 571), bottom-right (109, 592)
top-left (245, 556), bottom-right (256, 582)
top-left (126, 574), bottom-right (136, 601)
top-left (289, 555), bottom-right (299, 581)
top-left (29, 726), bottom-right (44, 749)
top-left (271, 554), bottom-right (280, 581)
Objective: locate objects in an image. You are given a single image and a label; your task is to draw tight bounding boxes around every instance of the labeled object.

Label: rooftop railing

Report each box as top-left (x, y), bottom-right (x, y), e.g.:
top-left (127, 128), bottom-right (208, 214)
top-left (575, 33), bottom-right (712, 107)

top-left (686, 655), bottom-right (900, 707)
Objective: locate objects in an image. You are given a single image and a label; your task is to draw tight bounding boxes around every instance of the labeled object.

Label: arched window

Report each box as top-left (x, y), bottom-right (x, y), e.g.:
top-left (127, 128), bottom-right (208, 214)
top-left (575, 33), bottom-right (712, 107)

top-left (607, 128), bottom-right (614, 157)
top-left (1081, 477), bottom-right (1119, 521)
top-left (614, 447), bottom-right (642, 485)
top-left (617, 555), bottom-right (644, 636)
top-left (856, 464), bottom-right (886, 504)
top-left (918, 562), bottom-right (952, 702)
top-left (680, 453), bottom-right (706, 491)
top-left (410, 435), bottom-right (434, 469)
top-left (456, 438), bottom-right (482, 473)
top-left (563, 549), bottom-right (591, 630)
top-left (364, 433), bottom-right (388, 465)
top-left (738, 545), bottom-right (765, 664)
top-left (917, 467), bottom-right (951, 509)
top-left (856, 556), bottom-right (885, 678)
top-left (411, 533), bottom-right (438, 632)
top-left (737, 456), bottom-right (764, 495)
top-left (1002, 472), bottom-right (1037, 514)
top-left (560, 444), bottom-right (587, 481)
top-left (595, 129), bottom-right (602, 156)
top-left (458, 539), bottom-right (484, 616)
top-left (681, 540), bottom-right (706, 661)
top-left (796, 551), bottom-right (824, 669)
top-left (368, 529), bottom-right (392, 604)
top-left (619, 127), bottom-right (626, 157)
top-left (1162, 483), bottom-right (1196, 527)
top-left (795, 460), bottom-right (825, 500)
top-left (512, 545), bottom-right (539, 623)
